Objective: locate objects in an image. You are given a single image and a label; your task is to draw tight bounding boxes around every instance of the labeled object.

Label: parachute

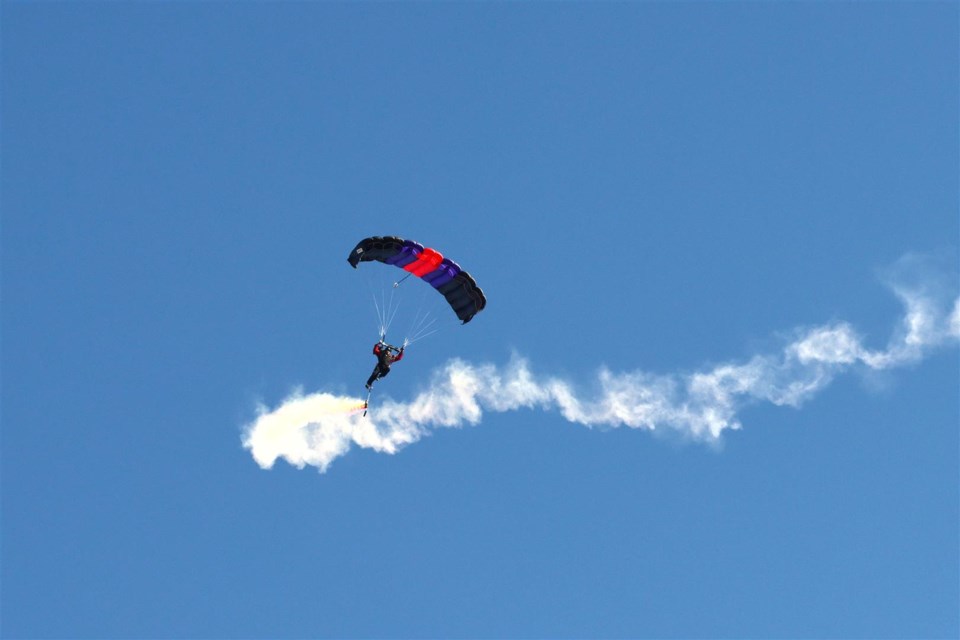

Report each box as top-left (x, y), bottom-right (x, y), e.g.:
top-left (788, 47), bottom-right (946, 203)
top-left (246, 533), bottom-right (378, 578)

top-left (347, 236), bottom-right (486, 324)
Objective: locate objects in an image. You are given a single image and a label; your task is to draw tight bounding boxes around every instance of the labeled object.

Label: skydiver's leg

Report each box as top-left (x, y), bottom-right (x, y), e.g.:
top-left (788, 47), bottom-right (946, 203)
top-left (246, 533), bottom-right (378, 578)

top-left (366, 364), bottom-right (392, 389)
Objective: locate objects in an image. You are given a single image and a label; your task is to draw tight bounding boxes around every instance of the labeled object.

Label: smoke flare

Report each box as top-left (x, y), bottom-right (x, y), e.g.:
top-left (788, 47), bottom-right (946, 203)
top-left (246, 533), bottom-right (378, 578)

top-left (242, 255), bottom-right (959, 473)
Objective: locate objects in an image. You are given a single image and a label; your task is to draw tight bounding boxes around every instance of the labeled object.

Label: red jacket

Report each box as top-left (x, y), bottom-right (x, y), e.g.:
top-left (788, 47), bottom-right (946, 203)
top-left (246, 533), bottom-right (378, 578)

top-left (373, 343), bottom-right (404, 364)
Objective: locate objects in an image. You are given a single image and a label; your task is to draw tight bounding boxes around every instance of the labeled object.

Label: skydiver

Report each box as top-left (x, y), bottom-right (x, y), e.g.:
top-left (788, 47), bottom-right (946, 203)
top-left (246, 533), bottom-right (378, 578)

top-left (366, 341), bottom-right (404, 390)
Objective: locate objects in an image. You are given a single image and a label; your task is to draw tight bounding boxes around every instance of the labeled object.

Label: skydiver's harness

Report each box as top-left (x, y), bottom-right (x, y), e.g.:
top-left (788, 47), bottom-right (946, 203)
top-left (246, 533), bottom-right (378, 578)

top-left (369, 341), bottom-right (403, 384)
top-left (375, 341), bottom-right (401, 362)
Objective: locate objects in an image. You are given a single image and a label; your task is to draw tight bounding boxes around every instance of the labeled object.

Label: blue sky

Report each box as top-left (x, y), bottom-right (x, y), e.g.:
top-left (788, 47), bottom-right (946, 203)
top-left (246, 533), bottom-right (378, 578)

top-left (2, 2), bottom-right (958, 639)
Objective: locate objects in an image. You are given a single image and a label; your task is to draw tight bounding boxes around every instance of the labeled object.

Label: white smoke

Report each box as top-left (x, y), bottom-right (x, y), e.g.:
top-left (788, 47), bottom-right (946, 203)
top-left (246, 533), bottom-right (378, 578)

top-left (242, 255), bottom-right (959, 473)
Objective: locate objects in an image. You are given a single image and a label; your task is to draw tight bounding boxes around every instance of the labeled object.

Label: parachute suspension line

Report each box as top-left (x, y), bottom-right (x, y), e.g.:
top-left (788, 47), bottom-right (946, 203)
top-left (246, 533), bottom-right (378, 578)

top-left (366, 273), bottom-right (394, 340)
top-left (369, 285), bottom-right (386, 338)
top-left (378, 288), bottom-right (388, 338)
top-left (384, 285), bottom-right (401, 339)
top-left (393, 272), bottom-right (413, 288)
top-left (378, 287), bottom-right (387, 334)
top-left (407, 302), bottom-right (426, 337)
top-left (405, 321), bottom-right (438, 346)
top-left (401, 288), bottom-right (441, 346)
top-left (405, 307), bottom-right (435, 345)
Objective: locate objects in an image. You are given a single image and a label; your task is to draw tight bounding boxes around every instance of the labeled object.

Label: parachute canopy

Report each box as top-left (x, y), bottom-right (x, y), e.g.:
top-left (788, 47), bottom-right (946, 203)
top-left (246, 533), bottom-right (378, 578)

top-left (347, 236), bottom-right (487, 324)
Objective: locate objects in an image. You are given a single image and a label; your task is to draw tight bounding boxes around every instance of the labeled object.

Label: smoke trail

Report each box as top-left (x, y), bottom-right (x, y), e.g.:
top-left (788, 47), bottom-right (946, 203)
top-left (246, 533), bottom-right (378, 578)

top-left (242, 255), bottom-right (959, 473)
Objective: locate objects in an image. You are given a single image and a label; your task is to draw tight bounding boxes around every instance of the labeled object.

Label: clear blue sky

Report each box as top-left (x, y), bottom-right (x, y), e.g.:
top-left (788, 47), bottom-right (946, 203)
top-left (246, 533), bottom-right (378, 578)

top-left (3, 3), bottom-right (958, 639)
